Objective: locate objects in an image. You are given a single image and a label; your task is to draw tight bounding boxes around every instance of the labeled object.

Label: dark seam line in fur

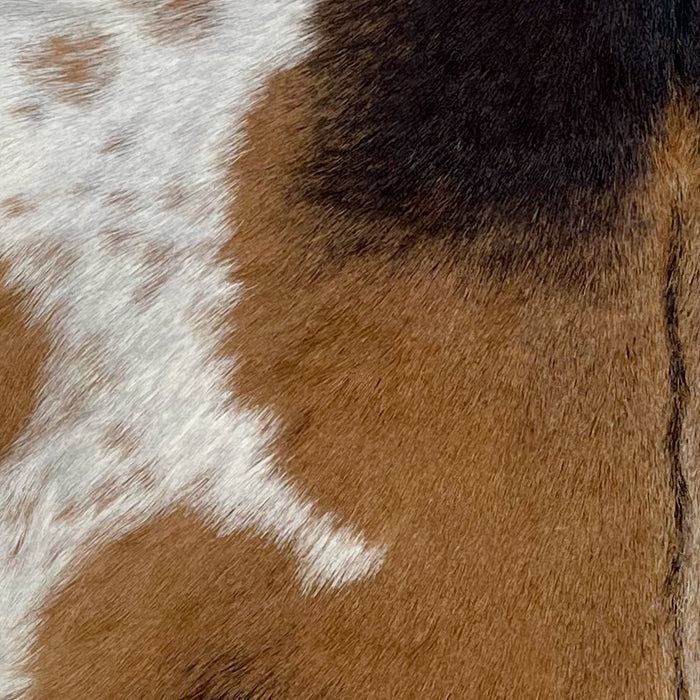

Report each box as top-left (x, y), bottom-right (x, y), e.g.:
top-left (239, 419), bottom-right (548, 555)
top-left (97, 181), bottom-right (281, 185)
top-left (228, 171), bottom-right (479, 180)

top-left (664, 204), bottom-right (690, 700)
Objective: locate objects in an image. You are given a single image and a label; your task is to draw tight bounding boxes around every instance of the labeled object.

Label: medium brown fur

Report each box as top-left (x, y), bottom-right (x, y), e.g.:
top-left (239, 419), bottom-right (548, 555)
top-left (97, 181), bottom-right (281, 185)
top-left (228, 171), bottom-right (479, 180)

top-left (126, 0), bottom-right (215, 43)
top-left (31, 67), bottom-right (699, 698)
top-left (22, 33), bottom-right (117, 105)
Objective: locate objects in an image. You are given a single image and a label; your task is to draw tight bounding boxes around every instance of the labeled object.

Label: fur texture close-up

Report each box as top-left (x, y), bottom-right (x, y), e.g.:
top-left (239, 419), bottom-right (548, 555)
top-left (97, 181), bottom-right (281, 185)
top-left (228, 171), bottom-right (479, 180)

top-left (0, 1), bottom-right (698, 698)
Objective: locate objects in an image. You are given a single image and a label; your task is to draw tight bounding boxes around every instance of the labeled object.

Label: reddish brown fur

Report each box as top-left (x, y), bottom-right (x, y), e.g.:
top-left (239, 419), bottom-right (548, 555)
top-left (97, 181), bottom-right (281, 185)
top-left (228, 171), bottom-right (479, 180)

top-left (0, 262), bottom-right (48, 463)
top-left (30, 68), bottom-right (699, 698)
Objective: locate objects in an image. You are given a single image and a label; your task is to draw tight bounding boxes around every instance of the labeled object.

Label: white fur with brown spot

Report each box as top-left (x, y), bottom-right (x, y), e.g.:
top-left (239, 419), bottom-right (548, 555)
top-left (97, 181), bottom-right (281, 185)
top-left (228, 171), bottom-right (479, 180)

top-left (0, 2), bottom-right (384, 696)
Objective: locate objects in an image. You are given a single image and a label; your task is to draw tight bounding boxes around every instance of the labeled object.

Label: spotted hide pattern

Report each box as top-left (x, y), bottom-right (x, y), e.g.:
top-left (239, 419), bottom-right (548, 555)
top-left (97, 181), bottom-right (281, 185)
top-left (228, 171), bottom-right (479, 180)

top-left (0, 2), bottom-right (698, 699)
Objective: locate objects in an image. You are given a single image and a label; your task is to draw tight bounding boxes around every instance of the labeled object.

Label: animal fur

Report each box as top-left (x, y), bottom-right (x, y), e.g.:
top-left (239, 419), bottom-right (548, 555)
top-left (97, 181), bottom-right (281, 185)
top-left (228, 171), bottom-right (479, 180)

top-left (0, 1), bottom-right (698, 698)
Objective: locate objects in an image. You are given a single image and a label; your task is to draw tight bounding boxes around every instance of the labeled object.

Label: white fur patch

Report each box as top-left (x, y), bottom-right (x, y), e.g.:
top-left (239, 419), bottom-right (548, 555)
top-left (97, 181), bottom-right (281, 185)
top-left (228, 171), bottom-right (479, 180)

top-left (0, 2), bottom-right (385, 695)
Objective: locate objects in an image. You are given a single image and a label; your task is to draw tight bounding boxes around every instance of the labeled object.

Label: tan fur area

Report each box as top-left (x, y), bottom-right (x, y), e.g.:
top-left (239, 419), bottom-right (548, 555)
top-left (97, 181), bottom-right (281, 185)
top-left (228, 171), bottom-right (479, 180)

top-left (0, 196), bottom-right (34, 218)
top-left (22, 33), bottom-right (116, 105)
top-left (0, 261), bottom-right (48, 463)
top-left (30, 67), bottom-right (698, 698)
top-left (126, 0), bottom-right (214, 43)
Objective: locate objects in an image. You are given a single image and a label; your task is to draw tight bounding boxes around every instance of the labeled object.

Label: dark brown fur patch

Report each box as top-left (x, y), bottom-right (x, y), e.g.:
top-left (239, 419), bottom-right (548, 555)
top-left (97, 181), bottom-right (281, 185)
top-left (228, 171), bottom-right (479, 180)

top-left (301, 0), bottom-right (680, 249)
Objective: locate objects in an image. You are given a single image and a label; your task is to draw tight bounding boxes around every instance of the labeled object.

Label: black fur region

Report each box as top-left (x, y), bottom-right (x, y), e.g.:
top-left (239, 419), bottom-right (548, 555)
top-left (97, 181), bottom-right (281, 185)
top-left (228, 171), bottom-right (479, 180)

top-left (676, 0), bottom-right (700, 88)
top-left (304, 0), bottom-right (686, 233)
